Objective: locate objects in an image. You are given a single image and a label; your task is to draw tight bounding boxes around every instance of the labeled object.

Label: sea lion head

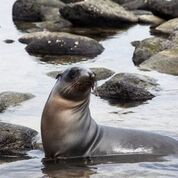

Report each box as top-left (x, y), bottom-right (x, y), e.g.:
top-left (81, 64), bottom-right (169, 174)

top-left (55, 67), bottom-right (96, 101)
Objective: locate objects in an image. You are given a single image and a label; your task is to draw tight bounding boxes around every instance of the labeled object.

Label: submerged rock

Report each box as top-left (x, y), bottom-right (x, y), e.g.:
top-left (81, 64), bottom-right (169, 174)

top-left (140, 49), bottom-right (178, 76)
top-left (60, 0), bottom-right (138, 27)
top-left (19, 31), bottom-right (104, 56)
top-left (147, 0), bottom-right (178, 19)
top-left (154, 18), bottom-right (178, 35)
top-left (35, 19), bottom-right (72, 32)
top-left (132, 37), bottom-right (169, 65)
top-left (0, 122), bottom-right (38, 156)
top-left (47, 67), bottom-right (114, 81)
top-left (3, 39), bottom-right (15, 44)
top-left (0, 91), bottom-right (34, 113)
top-left (95, 73), bottom-right (155, 102)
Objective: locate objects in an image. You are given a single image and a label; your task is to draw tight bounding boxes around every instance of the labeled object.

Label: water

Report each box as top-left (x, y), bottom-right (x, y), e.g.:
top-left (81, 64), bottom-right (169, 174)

top-left (0, 0), bottom-right (178, 177)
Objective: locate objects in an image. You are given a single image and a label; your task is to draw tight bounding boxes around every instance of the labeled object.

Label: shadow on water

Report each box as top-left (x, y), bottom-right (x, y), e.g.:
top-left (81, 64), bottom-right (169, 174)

top-left (14, 21), bottom-right (132, 41)
top-left (0, 155), bottom-right (30, 164)
top-left (97, 98), bottom-right (147, 108)
top-left (42, 154), bottom-right (166, 178)
top-left (0, 153), bottom-right (166, 178)
top-left (38, 55), bottom-right (92, 65)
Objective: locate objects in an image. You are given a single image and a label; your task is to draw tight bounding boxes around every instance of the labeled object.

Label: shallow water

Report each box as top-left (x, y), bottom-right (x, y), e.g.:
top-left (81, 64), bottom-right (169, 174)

top-left (0, 0), bottom-right (178, 177)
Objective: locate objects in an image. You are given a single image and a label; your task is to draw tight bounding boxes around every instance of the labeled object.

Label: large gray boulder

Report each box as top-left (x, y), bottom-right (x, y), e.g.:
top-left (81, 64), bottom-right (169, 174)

top-left (95, 73), bottom-right (155, 102)
top-left (19, 31), bottom-right (104, 56)
top-left (60, 0), bottom-right (138, 27)
top-left (140, 49), bottom-right (178, 76)
top-left (132, 37), bottom-right (169, 65)
top-left (147, 0), bottom-right (178, 19)
top-left (0, 122), bottom-right (38, 156)
top-left (0, 91), bottom-right (34, 113)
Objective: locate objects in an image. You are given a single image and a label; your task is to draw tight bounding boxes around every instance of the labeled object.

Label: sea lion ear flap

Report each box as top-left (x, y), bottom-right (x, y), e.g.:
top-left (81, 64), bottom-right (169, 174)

top-left (55, 71), bottom-right (63, 79)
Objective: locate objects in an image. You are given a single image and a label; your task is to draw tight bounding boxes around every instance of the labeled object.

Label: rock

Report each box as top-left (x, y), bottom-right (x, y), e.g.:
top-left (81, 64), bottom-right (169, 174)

top-left (155, 18), bottom-right (178, 35)
top-left (111, 0), bottom-right (133, 4)
top-left (60, 0), bottom-right (84, 3)
top-left (132, 10), bottom-right (152, 16)
top-left (140, 49), bottom-right (178, 75)
top-left (90, 67), bottom-right (115, 80)
top-left (95, 73), bottom-right (155, 102)
top-left (19, 31), bottom-right (104, 56)
top-left (110, 73), bottom-right (158, 89)
top-left (137, 14), bottom-right (165, 25)
top-left (40, 7), bottom-right (61, 22)
top-left (0, 91), bottom-right (34, 113)
top-left (132, 37), bottom-right (169, 65)
top-left (3, 39), bottom-right (15, 44)
top-left (147, 0), bottom-right (178, 19)
top-left (47, 71), bottom-right (63, 78)
top-left (0, 122), bottom-right (38, 156)
top-left (169, 31), bottom-right (178, 48)
top-left (12, 0), bottom-right (65, 22)
top-left (122, 0), bottom-right (148, 10)
top-left (60, 0), bottom-right (138, 27)
top-left (12, 0), bottom-right (42, 22)
top-left (47, 67), bottom-right (114, 80)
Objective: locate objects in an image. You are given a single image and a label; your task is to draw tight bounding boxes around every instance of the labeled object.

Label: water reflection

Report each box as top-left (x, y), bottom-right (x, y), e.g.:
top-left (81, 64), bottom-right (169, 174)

top-left (14, 20), bottom-right (131, 41)
top-left (39, 55), bottom-right (91, 65)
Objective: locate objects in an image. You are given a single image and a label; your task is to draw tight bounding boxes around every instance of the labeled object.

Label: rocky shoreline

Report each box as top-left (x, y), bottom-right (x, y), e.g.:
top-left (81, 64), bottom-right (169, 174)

top-left (1, 0), bottom-right (178, 158)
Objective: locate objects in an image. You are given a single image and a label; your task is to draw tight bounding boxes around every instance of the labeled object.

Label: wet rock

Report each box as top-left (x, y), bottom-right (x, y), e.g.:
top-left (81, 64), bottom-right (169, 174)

top-left (0, 122), bottom-right (38, 156)
top-left (12, 0), bottom-right (42, 22)
top-left (111, 73), bottom-right (158, 89)
top-left (47, 67), bottom-right (114, 81)
top-left (154, 18), bottom-right (178, 35)
top-left (19, 31), bottom-right (104, 56)
top-left (12, 0), bottom-right (65, 22)
top-left (60, 0), bottom-right (138, 27)
top-left (132, 37), bottom-right (169, 65)
top-left (140, 49), bottom-right (178, 76)
top-left (95, 73), bottom-right (155, 102)
top-left (0, 91), bottom-right (34, 113)
top-left (147, 0), bottom-right (178, 19)
top-left (3, 39), bottom-right (15, 44)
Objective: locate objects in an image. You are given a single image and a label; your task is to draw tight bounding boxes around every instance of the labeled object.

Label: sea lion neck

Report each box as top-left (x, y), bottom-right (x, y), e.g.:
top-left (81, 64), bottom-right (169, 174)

top-left (51, 86), bottom-right (90, 110)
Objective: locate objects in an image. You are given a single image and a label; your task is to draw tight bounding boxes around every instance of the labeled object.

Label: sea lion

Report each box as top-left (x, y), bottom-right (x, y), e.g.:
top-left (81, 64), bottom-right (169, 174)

top-left (41, 67), bottom-right (178, 160)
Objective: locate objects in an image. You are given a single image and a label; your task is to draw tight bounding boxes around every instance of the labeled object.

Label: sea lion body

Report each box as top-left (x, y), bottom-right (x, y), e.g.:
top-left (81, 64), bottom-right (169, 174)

top-left (41, 67), bottom-right (178, 159)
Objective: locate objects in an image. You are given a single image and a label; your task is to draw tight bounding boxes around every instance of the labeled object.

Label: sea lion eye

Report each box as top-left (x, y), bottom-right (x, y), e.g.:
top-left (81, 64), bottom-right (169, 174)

top-left (69, 69), bottom-right (78, 79)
